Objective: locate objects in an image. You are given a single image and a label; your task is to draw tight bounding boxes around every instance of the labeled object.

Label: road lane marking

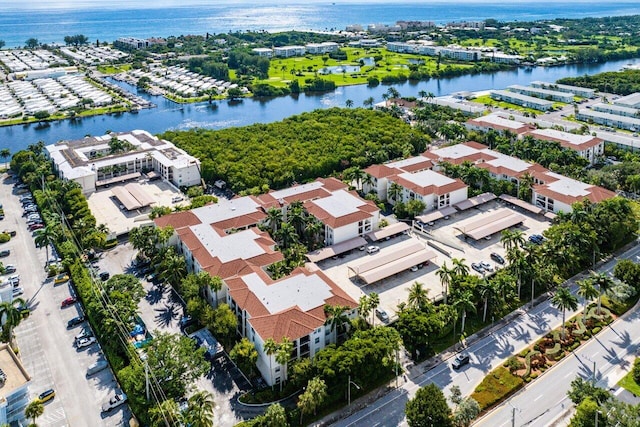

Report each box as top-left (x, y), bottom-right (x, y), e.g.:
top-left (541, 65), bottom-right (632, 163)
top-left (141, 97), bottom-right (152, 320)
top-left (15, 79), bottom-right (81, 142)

top-left (534, 394), bottom-right (544, 401)
top-left (564, 371), bottom-right (574, 378)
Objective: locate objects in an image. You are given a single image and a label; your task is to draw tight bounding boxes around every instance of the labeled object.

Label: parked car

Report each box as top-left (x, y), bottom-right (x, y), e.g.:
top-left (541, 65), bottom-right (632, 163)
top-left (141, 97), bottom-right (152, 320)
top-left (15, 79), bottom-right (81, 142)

top-left (12, 287), bottom-right (24, 297)
top-left (528, 234), bottom-right (544, 245)
top-left (171, 195), bottom-right (184, 203)
top-left (67, 315), bottom-right (85, 329)
top-left (54, 274), bottom-right (70, 284)
top-left (375, 308), bottom-right (390, 323)
top-left (61, 297), bottom-right (77, 308)
top-left (4, 265), bottom-right (16, 274)
top-left (102, 393), bottom-right (128, 412)
top-left (471, 263), bottom-right (484, 274)
top-left (452, 353), bottom-right (470, 370)
top-left (410, 265), bottom-right (419, 272)
top-left (75, 328), bottom-right (93, 342)
top-left (99, 271), bottom-right (110, 281)
top-left (29, 223), bottom-right (44, 231)
top-left (8, 275), bottom-right (20, 286)
top-left (0, 249), bottom-right (9, 258)
top-left (490, 252), bottom-right (505, 265)
top-left (479, 261), bottom-right (494, 272)
top-left (86, 360), bottom-right (109, 377)
top-left (366, 245), bottom-right (380, 254)
top-left (38, 388), bottom-right (56, 403)
top-left (76, 336), bottom-right (97, 348)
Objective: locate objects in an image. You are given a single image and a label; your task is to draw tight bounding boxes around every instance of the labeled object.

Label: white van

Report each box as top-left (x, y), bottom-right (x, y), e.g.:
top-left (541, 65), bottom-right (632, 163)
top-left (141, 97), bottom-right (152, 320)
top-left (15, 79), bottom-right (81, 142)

top-left (171, 195), bottom-right (184, 203)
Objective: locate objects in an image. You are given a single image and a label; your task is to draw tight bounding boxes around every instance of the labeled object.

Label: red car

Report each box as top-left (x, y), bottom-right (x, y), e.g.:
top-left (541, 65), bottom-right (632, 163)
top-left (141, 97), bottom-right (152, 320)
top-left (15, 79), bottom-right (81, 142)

top-left (29, 223), bottom-right (44, 231)
top-left (61, 297), bottom-right (77, 308)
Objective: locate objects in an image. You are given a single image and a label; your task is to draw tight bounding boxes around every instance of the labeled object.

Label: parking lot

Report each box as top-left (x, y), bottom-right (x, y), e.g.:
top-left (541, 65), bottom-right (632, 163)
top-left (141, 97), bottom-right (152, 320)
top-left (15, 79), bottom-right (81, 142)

top-left (96, 241), bottom-right (248, 426)
top-left (319, 199), bottom-right (551, 322)
top-left (87, 179), bottom-right (188, 237)
top-left (1, 172), bottom-right (130, 426)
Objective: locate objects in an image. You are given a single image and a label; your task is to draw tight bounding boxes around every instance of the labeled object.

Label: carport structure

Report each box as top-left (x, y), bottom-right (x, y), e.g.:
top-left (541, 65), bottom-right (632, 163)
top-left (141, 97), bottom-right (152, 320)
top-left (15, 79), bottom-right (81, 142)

top-left (348, 240), bottom-right (437, 285)
top-left (305, 237), bottom-right (368, 263)
top-left (499, 194), bottom-right (543, 215)
top-left (111, 183), bottom-right (155, 211)
top-left (453, 192), bottom-right (496, 211)
top-left (366, 222), bottom-right (410, 242)
top-left (454, 208), bottom-right (525, 241)
top-left (416, 206), bottom-right (457, 224)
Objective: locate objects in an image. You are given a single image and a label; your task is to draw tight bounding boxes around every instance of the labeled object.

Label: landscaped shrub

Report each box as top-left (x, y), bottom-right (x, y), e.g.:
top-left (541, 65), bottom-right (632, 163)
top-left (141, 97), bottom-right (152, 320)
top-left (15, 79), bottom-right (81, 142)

top-left (591, 326), bottom-right (602, 335)
top-left (524, 350), bottom-right (541, 378)
top-left (471, 367), bottom-right (524, 410)
top-left (545, 343), bottom-right (562, 359)
top-left (0, 233), bottom-right (10, 243)
top-left (633, 358), bottom-right (640, 383)
top-left (572, 317), bottom-right (587, 337)
top-left (569, 341), bottom-right (580, 351)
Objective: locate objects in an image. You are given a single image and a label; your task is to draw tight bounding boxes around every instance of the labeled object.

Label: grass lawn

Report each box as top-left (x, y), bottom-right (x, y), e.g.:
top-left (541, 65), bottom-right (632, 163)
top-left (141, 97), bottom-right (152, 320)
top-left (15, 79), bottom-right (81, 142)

top-left (259, 47), bottom-right (472, 88)
top-left (97, 63), bottom-right (132, 74)
top-left (617, 369), bottom-right (640, 396)
top-left (472, 94), bottom-right (546, 115)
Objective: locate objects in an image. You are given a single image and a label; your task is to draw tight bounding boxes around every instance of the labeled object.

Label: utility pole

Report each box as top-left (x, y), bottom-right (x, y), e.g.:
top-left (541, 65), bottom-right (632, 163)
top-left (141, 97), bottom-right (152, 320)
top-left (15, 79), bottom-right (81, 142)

top-left (512, 407), bottom-right (516, 427)
top-left (145, 360), bottom-right (150, 401)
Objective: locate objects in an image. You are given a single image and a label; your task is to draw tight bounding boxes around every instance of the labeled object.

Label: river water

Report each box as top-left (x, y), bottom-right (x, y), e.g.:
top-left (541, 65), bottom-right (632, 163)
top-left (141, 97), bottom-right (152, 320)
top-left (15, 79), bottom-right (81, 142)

top-left (3, 57), bottom-right (639, 152)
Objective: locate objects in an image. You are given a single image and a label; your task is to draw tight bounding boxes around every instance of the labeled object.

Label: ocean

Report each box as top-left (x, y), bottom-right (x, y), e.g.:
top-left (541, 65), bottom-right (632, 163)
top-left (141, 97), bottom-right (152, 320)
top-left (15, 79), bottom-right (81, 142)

top-left (2, 1), bottom-right (640, 48)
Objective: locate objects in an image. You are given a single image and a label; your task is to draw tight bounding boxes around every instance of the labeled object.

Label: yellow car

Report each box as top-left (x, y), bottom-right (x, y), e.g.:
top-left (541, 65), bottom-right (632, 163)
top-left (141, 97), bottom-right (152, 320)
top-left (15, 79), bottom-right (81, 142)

top-left (39, 389), bottom-right (55, 403)
top-left (54, 274), bottom-right (69, 285)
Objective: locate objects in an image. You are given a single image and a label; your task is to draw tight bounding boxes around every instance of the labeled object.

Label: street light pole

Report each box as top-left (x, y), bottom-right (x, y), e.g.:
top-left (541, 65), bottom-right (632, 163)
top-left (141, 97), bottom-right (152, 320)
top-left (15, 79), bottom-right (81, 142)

top-left (348, 375), bottom-right (361, 406)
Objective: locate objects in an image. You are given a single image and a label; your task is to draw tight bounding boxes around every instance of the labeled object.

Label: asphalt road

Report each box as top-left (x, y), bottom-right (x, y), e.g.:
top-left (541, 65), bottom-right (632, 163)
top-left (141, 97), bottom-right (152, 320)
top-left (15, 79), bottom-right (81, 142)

top-left (476, 299), bottom-right (640, 426)
top-left (330, 243), bottom-right (640, 427)
top-left (2, 173), bottom-right (129, 426)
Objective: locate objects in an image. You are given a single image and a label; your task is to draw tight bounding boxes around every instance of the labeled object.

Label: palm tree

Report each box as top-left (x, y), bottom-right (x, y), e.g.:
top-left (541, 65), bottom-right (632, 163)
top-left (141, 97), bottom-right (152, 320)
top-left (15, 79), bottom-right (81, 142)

top-left (275, 222), bottom-right (299, 249)
top-left (577, 279), bottom-right (599, 320)
top-left (183, 390), bottom-right (215, 427)
top-left (436, 262), bottom-right (455, 305)
top-left (34, 225), bottom-right (59, 264)
top-left (589, 271), bottom-right (615, 314)
top-left (387, 87), bottom-right (400, 99)
top-left (368, 292), bottom-right (380, 325)
top-left (264, 338), bottom-right (279, 389)
top-left (551, 286), bottom-right (579, 340)
top-left (363, 96), bottom-right (375, 108)
top-left (387, 182), bottom-right (403, 203)
top-left (149, 399), bottom-right (181, 426)
top-left (0, 148), bottom-right (10, 165)
top-left (344, 167), bottom-right (366, 190)
top-left (453, 291), bottom-right (476, 340)
top-left (407, 281), bottom-right (430, 310)
top-left (500, 229), bottom-right (525, 252)
top-left (324, 304), bottom-right (350, 343)
top-left (0, 298), bottom-right (26, 346)
top-left (275, 337), bottom-right (294, 392)
top-left (451, 258), bottom-right (470, 278)
top-left (265, 207), bottom-right (283, 234)
top-left (304, 219), bottom-right (323, 248)
top-left (24, 399), bottom-right (44, 426)
top-left (157, 248), bottom-right (187, 286)
top-left (345, 99), bottom-right (354, 108)
top-left (478, 280), bottom-right (496, 323)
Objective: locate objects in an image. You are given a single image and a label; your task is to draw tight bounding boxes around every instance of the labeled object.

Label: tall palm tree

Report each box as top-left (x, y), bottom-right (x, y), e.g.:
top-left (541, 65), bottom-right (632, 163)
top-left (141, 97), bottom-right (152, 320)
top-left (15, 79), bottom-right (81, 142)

top-left (183, 390), bottom-right (215, 427)
top-left (478, 280), bottom-right (496, 323)
top-left (157, 248), bottom-right (187, 286)
top-left (368, 292), bottom-right (380, 325)
top-left (304, 219), bottom-right (323, 248)
top-left (589, 271), bottom-right (615, 314)
top-left (324, 304), bottom-right (350, 343)
top-left (345, 99), bottom-right (354, 108)
top-left (436, 262), bottom-right (455, 305)
top-left (407, 281), bottom-right (430, 310)
top-left (275, 222), bottom-right (299, 249)
top-left (149, 399), bottom-right (181, 426)
top-left (451, 258), bottom-right (470, 278)
top-left (500, 229), bottom-right (525, 252)
top-left (34, 225), bottom-right (59, 264)
top-left (0, 298), bottom-right (26, 346)
top-left (453, 291), bottom-right (476, 340)
top-left (24, 399), bottom-right (44, 426)
top-left (363, 96), bottom-right (375, 108)
top-left (264, 338), bottom-right (279, 389)
top-left (387, 182), bottom-right (403, 203)
top-left (551, 286), bottom-right (579, 340)
top-left (265, 208), bottom-right (283, 234)
top-left (577, 279), bottom-right (599, 320)
top-left (275, 337), bottom-right (294, 392)
top-left (0, 148), bottom-right (10, 165)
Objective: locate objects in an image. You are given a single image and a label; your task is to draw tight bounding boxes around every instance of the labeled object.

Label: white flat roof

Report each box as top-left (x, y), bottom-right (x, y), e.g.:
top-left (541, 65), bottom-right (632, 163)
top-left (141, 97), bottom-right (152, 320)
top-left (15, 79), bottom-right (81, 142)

top-left (529, 128), bottom-right (595, 146)
top-left (578, 109), bottom-right (640, 125)
top-left (387, 155), bottom-right (430, 169)
top-left (485, 150), bottom-right (531, 172)
top-left (431, 143), bottom-right (482, 159)
top-left (614, 92), bottom-right (640, 107)
top-left (592, 102), bottom-right (638, 115)
top-left (244, 271), bottom-right (333, 314)
top-left (312, 190), bottom-right (363, 218)
top-left (491, 90), bottom-right (554, 106)
top-left (190, 224), bottom-right (266, 263)
top-left (472, 114), bottom-right (526, 130)
top-left (544, 172), bottom-right (591, 197)
top-left (509, 84), bottom-right (573, 98)
top-left (192, 196), bottom-right (261, 226)
top-left (269, 181), bottom-right (324, 200)
top-left (398, 170), bottom-right (455, 187)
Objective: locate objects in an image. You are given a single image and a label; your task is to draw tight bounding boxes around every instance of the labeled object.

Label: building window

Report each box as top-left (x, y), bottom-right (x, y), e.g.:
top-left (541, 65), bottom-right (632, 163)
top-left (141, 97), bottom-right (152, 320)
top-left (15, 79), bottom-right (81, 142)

top-left (315, 337), bottom-right (320, 344)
